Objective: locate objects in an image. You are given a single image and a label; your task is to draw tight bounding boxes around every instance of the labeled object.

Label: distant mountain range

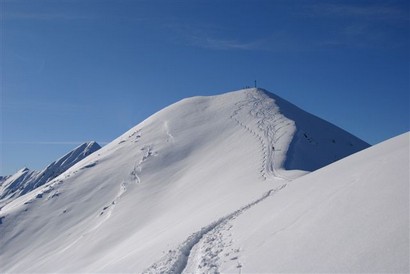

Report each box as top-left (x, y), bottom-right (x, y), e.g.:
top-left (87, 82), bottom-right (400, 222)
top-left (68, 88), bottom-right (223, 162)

top-left (0, 141), bottom-right (100, 206)
top-left (0, 88), bottom-right (408, 273)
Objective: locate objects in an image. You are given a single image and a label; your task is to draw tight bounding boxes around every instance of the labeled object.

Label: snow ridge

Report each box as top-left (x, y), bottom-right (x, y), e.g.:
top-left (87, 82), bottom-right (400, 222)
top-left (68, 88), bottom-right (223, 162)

top-left (143, 184), bottom-right (287, 274)
top-left (0, 141), bottom-right (101, 203)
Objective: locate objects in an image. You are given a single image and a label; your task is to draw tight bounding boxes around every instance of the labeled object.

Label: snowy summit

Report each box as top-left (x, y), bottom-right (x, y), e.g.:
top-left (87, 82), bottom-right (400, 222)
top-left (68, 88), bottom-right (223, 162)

top-left (0, 88), bottom-right (408, 273)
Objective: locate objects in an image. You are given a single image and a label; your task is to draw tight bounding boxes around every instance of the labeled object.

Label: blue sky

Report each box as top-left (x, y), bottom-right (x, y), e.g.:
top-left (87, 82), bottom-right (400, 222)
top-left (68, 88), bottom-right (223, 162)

top-left (1, 0), bottom-right (409, 175)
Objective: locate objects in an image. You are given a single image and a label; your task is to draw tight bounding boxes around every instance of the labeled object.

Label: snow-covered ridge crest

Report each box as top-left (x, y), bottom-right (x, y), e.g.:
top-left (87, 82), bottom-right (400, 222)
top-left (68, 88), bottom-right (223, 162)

top-left (112, 88), bottom-right (369, 178)
top-left (0, 141), bottom-right (101, 204)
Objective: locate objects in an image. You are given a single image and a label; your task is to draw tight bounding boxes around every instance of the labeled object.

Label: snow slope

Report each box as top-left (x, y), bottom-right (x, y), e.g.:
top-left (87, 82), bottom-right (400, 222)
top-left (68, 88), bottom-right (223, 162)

top-left (0, 141), bottom-right (101, 205)
top-left (188, 132), bottom-right (409, 274)
top-left (0, 88), bottom-right (369, 272)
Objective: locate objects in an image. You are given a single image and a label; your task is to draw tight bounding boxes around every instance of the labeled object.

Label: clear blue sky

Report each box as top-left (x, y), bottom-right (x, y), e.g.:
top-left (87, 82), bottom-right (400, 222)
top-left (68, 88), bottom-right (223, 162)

top-left (1, 0), bottom-right (409, 175)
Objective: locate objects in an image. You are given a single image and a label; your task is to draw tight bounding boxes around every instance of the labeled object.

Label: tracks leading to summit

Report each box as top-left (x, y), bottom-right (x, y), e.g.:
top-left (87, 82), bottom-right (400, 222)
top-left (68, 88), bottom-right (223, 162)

top-left (230, 90), bottom-right (293, 181)
top-left (143, 89), bottom-right (294, 273)
top-left (143, 185), bottom-right (287, 274)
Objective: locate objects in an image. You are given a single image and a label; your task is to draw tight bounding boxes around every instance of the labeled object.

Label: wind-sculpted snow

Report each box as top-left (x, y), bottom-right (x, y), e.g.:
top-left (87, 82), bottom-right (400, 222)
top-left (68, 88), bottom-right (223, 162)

top-left (0, 88), bottom-right (377, 273)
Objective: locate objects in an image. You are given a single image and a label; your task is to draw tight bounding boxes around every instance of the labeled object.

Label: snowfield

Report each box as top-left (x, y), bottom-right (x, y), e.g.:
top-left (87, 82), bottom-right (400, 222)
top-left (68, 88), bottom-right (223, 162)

top-left (219, 132), bottom-right (409, 273)
top-left (0, 88), bottom-right (407, 273)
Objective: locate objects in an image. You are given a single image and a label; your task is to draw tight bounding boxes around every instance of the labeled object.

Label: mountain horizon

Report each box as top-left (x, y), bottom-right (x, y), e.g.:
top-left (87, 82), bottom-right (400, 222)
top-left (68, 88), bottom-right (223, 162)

top-left (0, 141), bottom-right (101, 207)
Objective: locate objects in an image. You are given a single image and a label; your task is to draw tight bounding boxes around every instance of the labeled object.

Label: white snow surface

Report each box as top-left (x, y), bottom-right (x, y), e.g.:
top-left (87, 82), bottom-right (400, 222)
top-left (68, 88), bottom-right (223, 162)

top-left (0, 88), bottom-right (389, 273)
top-left (217, 132), bottom-right (409, 274)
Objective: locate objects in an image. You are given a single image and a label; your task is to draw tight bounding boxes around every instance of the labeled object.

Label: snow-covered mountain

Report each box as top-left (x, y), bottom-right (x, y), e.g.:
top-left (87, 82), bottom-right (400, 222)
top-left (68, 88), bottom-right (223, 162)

top-left (0, 141), bottom-right (101, 205)
top-left (1, 88), bottom-right (405, 273)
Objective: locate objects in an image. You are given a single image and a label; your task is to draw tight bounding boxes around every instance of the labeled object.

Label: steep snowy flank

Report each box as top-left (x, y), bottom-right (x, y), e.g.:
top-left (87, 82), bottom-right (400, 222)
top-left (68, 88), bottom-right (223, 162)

top-left (262, 90), bottom-right (369, 172)
top-left (0, 141), bottom-right (101, 204)
top-left (0, 88), bottom-right (369, 273)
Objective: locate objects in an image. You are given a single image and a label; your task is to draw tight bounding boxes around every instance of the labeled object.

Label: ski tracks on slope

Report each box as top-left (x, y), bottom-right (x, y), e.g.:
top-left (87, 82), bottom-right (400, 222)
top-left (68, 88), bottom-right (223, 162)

top-left (230, 90), bottom-right (293, 181)
top-left (98, 131), bottom-right (156, 225)
top-left (229, 108), bottom-right (268, 181)
top-left (143, 184), bottom-right (287, 274)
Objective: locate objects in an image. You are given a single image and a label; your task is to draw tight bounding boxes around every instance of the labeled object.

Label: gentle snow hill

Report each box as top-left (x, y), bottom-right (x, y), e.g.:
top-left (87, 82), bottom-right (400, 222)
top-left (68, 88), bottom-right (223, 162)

top-left (0, 141), bottom-right (101, 206)
top-left (0, 88), bottom-right (369, 273)
top-left (218, 132), bottom-right (409, 273)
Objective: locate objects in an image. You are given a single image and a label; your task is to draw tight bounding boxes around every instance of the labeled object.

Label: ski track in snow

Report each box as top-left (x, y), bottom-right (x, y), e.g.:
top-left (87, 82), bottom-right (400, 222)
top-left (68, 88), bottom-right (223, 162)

top-left (98, 132), bottom-right (156, 226)
top-left (230, 91), bottom-right (292, 181)
top-left (143, 184), bottom-right (287, 274)
top-left (164, 121), bottom-right (175, 143)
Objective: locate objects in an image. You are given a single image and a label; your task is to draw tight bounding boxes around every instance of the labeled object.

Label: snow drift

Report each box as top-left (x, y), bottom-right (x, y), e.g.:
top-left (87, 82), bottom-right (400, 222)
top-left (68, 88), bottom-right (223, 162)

top-left (0, 88), bottom-right (394, 273)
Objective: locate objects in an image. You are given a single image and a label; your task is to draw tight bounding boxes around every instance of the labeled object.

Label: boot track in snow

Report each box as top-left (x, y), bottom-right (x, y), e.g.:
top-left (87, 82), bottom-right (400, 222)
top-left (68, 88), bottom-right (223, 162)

top-left (143, 184), bottom-right (287, 274)
top-left (230, 90), bottom-right (293, 181)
